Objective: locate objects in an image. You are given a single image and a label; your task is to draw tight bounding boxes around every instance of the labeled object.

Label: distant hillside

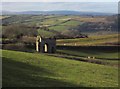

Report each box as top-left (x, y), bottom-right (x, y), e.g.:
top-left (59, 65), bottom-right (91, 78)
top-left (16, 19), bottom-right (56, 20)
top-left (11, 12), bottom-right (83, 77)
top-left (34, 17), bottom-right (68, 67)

top-left (2, 10), bottom-right (114, 16)
top-left (1, 14), bottom-right (118, 38)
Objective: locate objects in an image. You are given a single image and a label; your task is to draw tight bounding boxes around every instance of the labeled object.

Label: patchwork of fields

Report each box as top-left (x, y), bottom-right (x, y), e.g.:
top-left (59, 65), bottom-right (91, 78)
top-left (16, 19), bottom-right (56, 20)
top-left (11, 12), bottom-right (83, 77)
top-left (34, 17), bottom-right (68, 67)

top-left (57, 34), bottom-right (119, 46)
top-left (1, 14), bottom-right (119, 87)
top-left (1, 15), bottom-right (118, 38)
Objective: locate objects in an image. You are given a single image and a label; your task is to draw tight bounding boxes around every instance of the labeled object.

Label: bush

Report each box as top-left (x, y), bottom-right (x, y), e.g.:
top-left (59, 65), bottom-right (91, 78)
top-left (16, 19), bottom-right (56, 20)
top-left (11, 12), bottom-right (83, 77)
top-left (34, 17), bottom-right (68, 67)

top-left (2, 24), bottom-right (37, 39)
top-left (3, 43), bottom-right (27, 51)
top-left (20, 36), bottom-right (36, 43)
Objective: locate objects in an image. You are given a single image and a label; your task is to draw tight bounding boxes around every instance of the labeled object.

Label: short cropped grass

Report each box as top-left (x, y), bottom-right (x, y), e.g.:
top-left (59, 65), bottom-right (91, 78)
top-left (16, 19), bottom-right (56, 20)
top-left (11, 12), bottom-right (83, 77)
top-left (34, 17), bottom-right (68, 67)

top-left (56, 46), bottom-right (119, 66)
top-left (2, 50), bottom-right (119, 87)
top-left (57, 34), bottom-right (119, 46)
top-left (38, 29), bottom-right (55, 37)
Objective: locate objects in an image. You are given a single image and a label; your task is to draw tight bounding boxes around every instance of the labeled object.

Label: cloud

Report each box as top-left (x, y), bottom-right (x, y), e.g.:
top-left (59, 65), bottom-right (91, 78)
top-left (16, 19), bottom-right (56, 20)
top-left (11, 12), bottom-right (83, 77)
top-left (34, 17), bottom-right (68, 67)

top-left (1, 0), bottom-right (119, 2)
top-left (2, 2), bottom-right (118, 13)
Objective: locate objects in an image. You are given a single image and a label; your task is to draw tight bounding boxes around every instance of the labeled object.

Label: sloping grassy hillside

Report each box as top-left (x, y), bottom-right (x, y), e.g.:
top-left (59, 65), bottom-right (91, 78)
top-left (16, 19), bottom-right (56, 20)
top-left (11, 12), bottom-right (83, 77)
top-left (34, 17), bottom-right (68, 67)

top-left (38, 29), bottom-right (55, 37)
top-left (57, 46), bottom-right (119, 59)
top-left (56, 46), bottom-right (119, 66)
top-left (2, 15), bottom-right (118, 38)
top-left (2, 50), bottom-right (118, 87)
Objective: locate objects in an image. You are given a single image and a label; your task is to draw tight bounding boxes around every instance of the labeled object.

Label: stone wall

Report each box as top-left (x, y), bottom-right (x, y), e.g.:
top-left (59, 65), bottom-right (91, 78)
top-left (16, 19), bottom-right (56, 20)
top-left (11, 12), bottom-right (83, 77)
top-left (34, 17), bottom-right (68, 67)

top-left (36, 36), bottom-right (56, 53)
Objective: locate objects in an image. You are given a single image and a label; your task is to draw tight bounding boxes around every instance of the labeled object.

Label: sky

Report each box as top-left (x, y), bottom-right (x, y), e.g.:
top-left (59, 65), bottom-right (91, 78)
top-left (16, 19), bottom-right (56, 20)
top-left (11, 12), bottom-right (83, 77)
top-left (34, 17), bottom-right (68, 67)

top-left (1, 1), bottom-right (119, 13)
top-left (1, 0), bottom-right (120, 2)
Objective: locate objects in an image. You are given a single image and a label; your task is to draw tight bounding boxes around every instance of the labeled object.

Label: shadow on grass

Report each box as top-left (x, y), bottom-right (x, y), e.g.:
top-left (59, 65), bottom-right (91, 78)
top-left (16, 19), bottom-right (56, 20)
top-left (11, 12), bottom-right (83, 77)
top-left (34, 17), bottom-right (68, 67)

top-left (57, 46), bottom-right (119, 60)
top-left (2, 57), bottom-right (80, 87)
top-left (57, 46), bottom-right (119, 53)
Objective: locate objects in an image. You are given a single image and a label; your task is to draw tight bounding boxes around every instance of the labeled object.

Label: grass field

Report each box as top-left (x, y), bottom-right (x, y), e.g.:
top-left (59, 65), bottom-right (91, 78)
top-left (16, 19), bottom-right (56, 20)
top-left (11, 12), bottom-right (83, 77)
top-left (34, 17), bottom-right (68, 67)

top-left (57, 34), bottom-right (119, 46)
top-left (2, 50), bottom-right (119, 87)
top-left (49, 25), bottom-right (69, 32)
top-left (1, 15), bottom-right (117, 37)
top-left (57, 47), bottom-right (119, 59)
top-left (48, 19), bottom-right (83, 33)
top-left (56, 46), bottom-right (119, 66)
top-left (60, 20), bottom-right (82, 26)
top-left (1, 14), bottom-right (119, 87)
top-left (38, 29), bottom-right (55, 37)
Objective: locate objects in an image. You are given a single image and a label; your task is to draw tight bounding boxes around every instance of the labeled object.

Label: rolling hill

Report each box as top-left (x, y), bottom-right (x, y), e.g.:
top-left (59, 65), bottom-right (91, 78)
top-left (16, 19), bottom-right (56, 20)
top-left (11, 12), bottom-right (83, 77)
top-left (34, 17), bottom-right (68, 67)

top-left (1, 14), bottom-right (118, 37)
top-left (2, 10), bottom-right (114, 16)
top-left (2, 50), bottom-right (119, 87)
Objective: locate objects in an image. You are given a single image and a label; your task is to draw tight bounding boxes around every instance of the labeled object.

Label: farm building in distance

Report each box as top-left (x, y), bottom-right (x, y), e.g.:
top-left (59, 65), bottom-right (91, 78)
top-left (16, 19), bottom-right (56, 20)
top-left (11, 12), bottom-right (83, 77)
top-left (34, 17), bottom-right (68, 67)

top-left (36, 36), bottom-right (56, 53)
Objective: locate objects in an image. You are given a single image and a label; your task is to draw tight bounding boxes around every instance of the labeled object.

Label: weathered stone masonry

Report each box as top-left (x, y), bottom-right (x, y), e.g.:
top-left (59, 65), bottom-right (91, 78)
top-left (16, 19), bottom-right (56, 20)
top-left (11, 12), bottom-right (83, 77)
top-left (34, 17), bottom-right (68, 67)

top-left (36, 36), bottom-right (56, 53)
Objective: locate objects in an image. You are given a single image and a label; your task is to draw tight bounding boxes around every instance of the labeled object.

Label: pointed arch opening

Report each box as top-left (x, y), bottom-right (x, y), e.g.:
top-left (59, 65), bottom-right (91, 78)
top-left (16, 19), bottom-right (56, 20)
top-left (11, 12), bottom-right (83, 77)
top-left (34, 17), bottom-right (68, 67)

top-left (44, 43), bottom-right (48, 53)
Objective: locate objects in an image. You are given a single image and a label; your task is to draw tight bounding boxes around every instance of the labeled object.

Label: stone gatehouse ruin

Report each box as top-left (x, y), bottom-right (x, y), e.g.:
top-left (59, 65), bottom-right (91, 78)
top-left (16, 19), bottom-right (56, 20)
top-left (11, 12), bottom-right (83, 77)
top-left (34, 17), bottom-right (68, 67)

top-left (36, 36), bottom-right (56, 53)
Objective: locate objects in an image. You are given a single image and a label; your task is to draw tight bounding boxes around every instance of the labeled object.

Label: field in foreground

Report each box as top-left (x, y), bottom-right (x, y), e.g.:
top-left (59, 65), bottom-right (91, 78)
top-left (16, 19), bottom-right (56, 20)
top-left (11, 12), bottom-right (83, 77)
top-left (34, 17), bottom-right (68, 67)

top-left (2, 50), bottom-right (118, 87)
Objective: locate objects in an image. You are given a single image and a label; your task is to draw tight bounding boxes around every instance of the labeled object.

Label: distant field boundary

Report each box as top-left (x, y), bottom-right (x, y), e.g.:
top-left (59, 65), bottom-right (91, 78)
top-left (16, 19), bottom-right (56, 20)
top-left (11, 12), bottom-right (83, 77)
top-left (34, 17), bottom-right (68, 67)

top-left (48, 53), bottom-right (119, 67)
top-left (57, 45), bottom-right (120, 49)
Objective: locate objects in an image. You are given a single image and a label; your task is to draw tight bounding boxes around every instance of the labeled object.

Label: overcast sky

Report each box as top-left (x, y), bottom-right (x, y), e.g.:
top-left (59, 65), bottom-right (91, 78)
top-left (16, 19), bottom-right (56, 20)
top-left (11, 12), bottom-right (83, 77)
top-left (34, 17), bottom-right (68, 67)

top-left (1, 0), bottom-right (119, 2)
top-left (1, 2), bottom-right (119, 13)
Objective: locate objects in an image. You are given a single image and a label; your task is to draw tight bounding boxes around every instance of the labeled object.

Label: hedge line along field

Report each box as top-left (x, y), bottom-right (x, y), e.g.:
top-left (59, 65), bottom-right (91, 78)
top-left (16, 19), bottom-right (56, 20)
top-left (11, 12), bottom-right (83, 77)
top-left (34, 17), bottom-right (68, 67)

top-left (57, 34), bottom-right (119, 46)
top-left (57, 46), bottom-right (119, 59)
top-left (56, 46), bottom-right (119, 66)
top-left (2, 50), bottom-right (118, 87)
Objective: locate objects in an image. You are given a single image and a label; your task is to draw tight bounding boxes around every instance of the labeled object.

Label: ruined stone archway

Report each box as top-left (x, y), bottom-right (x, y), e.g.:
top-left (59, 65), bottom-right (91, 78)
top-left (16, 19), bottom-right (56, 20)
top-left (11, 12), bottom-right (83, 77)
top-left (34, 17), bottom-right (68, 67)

top-left (44, 43), bottom-right (48, 53)
top-left (51, 47), bottom-right (55, 53)
top-left (36, 36), bottom-right (56, 53)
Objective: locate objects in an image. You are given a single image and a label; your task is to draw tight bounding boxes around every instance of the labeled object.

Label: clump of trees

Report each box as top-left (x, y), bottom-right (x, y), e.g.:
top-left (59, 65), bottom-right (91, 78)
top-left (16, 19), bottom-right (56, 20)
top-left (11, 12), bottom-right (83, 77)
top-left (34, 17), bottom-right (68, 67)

top-left (2, 24), bottom-right (37, 39)
top-left (2, 24), bottom-right (38, 51)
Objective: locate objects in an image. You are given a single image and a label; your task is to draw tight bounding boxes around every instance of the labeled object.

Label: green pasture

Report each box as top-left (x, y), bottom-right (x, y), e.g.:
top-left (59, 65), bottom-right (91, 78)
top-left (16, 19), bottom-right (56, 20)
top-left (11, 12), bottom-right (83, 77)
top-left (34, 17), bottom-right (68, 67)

top-left (57, 34), bottom-right (119, 46)
top-left (60, 20), bottom-right (83, 26)
top-left (38, 29), bottom-right (55, 37)
top-left (2, 50), bottom-right (119, 87)
top-left (41, 18), bottom-right (64, 26)
top-left (49, 25), bottom-right (69, 32)
top-left (56, 46), bottom-right (119, 66)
